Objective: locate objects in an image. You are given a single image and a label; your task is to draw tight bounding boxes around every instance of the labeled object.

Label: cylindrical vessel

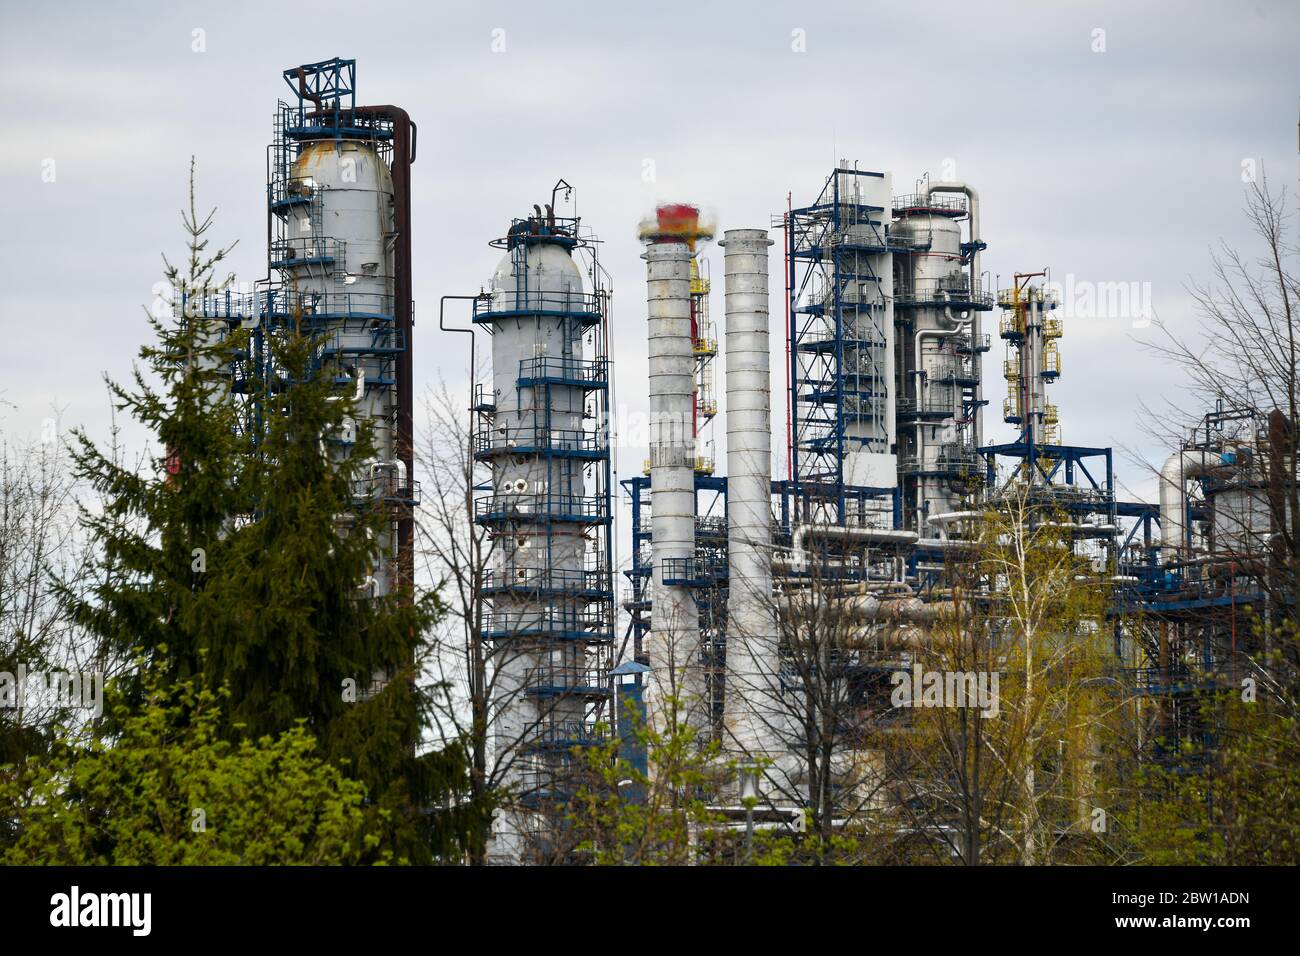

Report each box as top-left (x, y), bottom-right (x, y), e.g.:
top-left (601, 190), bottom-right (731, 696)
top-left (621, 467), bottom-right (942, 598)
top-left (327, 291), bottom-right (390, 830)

top-left (287, 138), bottom-right (400, 593)
top-left (892, 198), bottom-right (974, 528)
top-left (486, 238), bottom-right (589, 764)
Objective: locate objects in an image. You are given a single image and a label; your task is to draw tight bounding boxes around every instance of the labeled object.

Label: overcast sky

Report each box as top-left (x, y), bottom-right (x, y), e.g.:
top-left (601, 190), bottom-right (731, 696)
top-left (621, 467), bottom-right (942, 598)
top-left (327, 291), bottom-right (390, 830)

top-left (2, 0), bottom-right (1297, 518)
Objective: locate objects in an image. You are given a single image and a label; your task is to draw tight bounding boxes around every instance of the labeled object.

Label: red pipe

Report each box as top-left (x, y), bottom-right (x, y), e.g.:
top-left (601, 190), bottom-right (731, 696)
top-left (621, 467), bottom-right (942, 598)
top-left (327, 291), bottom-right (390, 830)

top-left (785, 192), bottom-right (793, 482)
top-left (352, 105), bottom-right (417, 592)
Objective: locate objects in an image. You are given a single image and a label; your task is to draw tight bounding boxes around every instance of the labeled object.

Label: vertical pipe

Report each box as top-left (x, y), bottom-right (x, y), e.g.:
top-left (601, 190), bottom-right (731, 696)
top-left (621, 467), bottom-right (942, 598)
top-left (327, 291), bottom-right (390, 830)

top-left (643, 241), bottom-right (701, 726)
top-left (785, 193), bottom-right (794, 483)
top-left (353, 105), bottom-right (415, 590)
top-left (721, 229), bottom-right (777, 764)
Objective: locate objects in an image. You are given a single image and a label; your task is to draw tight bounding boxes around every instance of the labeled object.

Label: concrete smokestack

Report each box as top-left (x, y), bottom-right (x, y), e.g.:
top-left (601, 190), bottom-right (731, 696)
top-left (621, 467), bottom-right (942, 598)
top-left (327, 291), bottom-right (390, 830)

top-left (643, 240), bottom-right (703, 728)
top-left (720, 228), bottom-right (778, 766)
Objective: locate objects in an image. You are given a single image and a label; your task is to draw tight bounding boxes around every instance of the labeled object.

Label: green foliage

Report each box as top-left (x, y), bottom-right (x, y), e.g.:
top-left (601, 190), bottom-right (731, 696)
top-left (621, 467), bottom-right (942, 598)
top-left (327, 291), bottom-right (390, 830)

top-left (45, 164), bottom-right (491, 864)
top-left (1, 672), bottom-right (373, 865)
top-left (60, 220), bottom-right (247, 701)
top-left (888, 493), bottom-right (1117, 865)
top-left (1127, 679), bottom-right (1300, 865)
top-left (748, 822), bottom-right (874, 866)
top-left (567, 702), bottom-right (729, 865)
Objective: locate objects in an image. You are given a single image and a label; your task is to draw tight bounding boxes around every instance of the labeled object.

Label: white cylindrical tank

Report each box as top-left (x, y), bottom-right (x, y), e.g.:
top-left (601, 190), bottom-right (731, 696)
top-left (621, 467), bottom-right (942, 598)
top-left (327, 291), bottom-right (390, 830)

top-left (893, 201), bottom-right (972, 527)
top-left (287, 138), bottom-right (398, 591)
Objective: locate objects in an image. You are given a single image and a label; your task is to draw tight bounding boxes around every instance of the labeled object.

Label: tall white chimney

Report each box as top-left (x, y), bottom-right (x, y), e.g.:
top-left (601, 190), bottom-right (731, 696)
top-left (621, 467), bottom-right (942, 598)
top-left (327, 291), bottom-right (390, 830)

top-left (643, 240), bottom-right (703, 728)
top-left (720, 229), bottom-right (779, 766)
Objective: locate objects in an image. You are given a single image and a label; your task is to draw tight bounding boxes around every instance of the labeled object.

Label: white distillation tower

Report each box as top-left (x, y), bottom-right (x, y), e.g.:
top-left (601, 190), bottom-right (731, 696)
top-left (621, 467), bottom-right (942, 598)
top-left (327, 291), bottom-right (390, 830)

top-left (476, 206), bottom-right (612, 862)
top-left (279, 132), bottom-right (404, 596)
top-left (891, 183), bottom-right (986, 533)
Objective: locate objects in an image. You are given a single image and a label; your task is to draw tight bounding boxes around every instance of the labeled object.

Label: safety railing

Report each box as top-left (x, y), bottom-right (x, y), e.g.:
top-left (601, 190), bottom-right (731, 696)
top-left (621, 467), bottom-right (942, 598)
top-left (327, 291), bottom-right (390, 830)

top-left (472, 424), bottom-right (606, 459)
top-left (894, 277), bottom-right (994, 309)
top-left (886, 230), bottom-right (932, 251)
top-left (270, 236), bottom-right (345, 270)
top-left (516, 356), bottom-right (608, 387)
top-left (522, 655), bottom-right (612, 699)
top-left (350, 472), bottom-right (421, 507)
top-left (524, 720), bottom-right (606, 752)
top-left (954, 332), bottom-right (991, 352)
top-left (930, 356), bottom-right (978, 383)
top-left (892, 193), bottom-right (967, 215)
top-left (193, 288), bottom-right (396, 321)
top-left (473, 290), bottom-right (603, 321)
top-left (474, 493), bottom-right (610, 524)
top-left (1042, 344), bottom-right (1061, 376)
top-left (998, 287), bottom-right (1061, 309)
top-left (661, 555), bottom-right (729, 586)
top-left (897, 397), bottom-right (954, 417)
top-left (695, 515), bottom-right (728, 539)
top-left (479, 607), bottom-right (612, 642)
top-left (482, 565), bottom-right (612, 596)
top-left (933, 443), bottom-right (983, 474)
top-left (269, 173), bottom-right (318, 210)
top-left (316, 325), bottom-right (403, 358)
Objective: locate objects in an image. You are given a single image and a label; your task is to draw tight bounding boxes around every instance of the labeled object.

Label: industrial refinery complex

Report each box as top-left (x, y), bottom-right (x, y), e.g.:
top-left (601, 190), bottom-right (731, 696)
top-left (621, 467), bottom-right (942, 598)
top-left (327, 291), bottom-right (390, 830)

top-left (188, 57), bottom-right (1290, 865)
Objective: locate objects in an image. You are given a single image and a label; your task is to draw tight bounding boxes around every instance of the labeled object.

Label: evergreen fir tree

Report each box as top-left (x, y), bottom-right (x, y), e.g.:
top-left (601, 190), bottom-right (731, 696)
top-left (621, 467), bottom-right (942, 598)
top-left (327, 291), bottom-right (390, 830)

top-left (62, 164), bottom-right (491, 863)
top-left (62, 159), bottom-right (246, 700)
top-left (213, 317), bottom-right (464, 861)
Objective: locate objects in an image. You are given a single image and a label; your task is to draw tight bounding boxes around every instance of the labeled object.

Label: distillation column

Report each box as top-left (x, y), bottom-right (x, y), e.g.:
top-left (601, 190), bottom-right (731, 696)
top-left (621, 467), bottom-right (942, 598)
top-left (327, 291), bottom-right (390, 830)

top-left (892, 184), bottom-right (988, 531)
top-left (999, 274), bottom-right (1060, 453)
top-left (720, 229), bottom-right (779, 768)
top-left (476, 209), bottom-right (613, 863)
top-left (262, 60), bottom-right (418, 598)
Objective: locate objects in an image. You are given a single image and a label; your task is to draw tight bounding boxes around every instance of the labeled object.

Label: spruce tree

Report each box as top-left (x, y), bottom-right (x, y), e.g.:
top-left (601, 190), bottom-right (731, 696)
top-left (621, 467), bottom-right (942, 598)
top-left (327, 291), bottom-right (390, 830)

top-left (63, 159), bottom-right (246, 700)
top-left (212, 318), bottom-right (459, 860)
top-left (64, 164), bottom-right (490, 863)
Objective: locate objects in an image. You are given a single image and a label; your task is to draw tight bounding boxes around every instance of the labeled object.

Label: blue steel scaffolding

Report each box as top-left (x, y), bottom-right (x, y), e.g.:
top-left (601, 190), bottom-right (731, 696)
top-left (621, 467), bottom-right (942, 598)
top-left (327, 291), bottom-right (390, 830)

top-left (787, 168), bottom-right (894, 513)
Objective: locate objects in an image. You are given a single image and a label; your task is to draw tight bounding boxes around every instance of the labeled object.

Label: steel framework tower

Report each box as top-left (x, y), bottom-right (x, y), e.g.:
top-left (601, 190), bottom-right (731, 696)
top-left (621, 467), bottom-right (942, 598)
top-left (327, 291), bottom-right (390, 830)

top-left (786, 168), bottom-right (898, 518)
top-left (999, 272), bottom-right (1061, 452)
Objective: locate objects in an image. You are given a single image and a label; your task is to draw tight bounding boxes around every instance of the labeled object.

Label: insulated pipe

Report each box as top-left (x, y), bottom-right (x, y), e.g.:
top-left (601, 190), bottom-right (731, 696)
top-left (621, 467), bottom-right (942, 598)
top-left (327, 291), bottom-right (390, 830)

top-left (720, 229), bottom-right (776, 764)
top-left (1159, 450), bottom-right (1229, 559)
top-left (912, 303), bottom-right (968, 507)
top-left (643, 241), bottom-right (701, 723)
top-left (923, 182), bottom-right (982, 447)
top-left (790, 524), bottom-right (920, 572)
top-left (777, 594), bottom-right (952, 626)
